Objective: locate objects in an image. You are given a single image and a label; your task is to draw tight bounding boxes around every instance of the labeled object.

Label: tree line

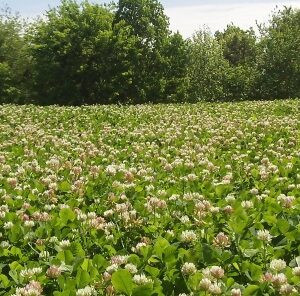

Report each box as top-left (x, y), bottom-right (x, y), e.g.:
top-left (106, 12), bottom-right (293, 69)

top-left (0, 0), bottom-right (299, 105)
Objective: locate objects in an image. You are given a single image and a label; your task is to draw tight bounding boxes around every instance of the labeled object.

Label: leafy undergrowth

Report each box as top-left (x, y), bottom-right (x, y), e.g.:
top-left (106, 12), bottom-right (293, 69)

top-left (1, 101), bottom-right (300, 295)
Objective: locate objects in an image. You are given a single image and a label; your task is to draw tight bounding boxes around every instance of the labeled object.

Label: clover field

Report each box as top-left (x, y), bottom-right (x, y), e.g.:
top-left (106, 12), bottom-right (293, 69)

top-left (1, 101), bottom-right (300, 296)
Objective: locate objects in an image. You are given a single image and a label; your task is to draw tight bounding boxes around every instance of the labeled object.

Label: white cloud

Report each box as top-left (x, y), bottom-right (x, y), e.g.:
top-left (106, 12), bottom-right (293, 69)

top-left (166, 1), bottom-right (300, 37)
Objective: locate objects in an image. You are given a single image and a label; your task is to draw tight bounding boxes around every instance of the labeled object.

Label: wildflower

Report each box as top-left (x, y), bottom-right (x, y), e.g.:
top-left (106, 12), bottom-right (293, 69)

top-left (241, 200), bottom-right (253, 209)
top-left (76, 286), bottom-right (96, 296)
top-left (279, 284), bottom-right (297, 295)
top-left (181, 262), bottom-right (197, 276)
top-left (231, 288), bottom-right (242, 296)
top-left (20, 267), bottom-right (43, 279)
top-left (260, 272), bottom-right (274, 283)
top-left (292, 267), bottom-right (300, 276)
top-left (208, 283), bottom-right (222, 294)
top-left (225, 194), bottom-right (235, 203)
top-left (277, 194), bottom-right (295, 208)
top-left (105, 264), bottom-right (119, 274)
top-left (59, 240), bottom-right (71, 249)
top-left (270, 259), bottom-right (286, 272)
top-left (3, 221), bottom-right (13, 229)
top-left (133, 274), bottom-right (153, 285)
top-left (213, 232), bottom-right (230, 248)
top-left (24, 221), bottom-right (35, 228)
top-left (7, 177), bottom-right (18, 188)
top-left (223, 205), bottom-right (233, 214)
top-left (272, 273), bottom-right (287, 286)
top-left (0, 241), bottom-right (10, 248)
top-left (257, 229), bottom-right (272, 243)
top-left (209, 266), bottom-right (225, 279)
top-left (180, 215), bottom-right (190, 223)
top-left (250, 188), bottom-right (259, 195)
top-left (110, 255), bottom-right (129, 266)
top-left (132, 242), bottom-right (147, 253)
top-left (46, 266), bottom-right (62, 278)
top-left (180, 230), bottom-right (197, 243)
top-left (199, 278), bottom-right (211, 290)
top-left (125, 263), bottom-right (138, 274)
top-left (15, 280), bottom-right (43, 296)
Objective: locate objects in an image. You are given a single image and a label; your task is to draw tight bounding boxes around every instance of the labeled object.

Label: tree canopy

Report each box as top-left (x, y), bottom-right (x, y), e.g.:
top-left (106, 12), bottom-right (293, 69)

top-left (0, 1), bottom-right (299, 104)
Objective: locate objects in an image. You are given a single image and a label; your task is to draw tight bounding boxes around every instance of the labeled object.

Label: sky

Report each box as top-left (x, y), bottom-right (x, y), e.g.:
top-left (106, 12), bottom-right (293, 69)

top-left (1, 0), bottom-right (300, 37)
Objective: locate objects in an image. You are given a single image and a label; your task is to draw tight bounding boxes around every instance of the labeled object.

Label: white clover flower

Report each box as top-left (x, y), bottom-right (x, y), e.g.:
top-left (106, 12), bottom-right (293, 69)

top-left (133, 274), bottom-right (153, 285)
top-left (49, 236), bottom-right (58, 243)
top-left (250, 188), bottom-right (259, 195)
top-left (292, 266), bottom-right (300, 276)
top-left (279, 284), bottom-right (297, 295)
top-left (209, 266), bottom-right (225, 279)
top-left (231, 288), bottom-right (242, 296)
top-left (24, 220), bottom-right (35, 228)
top-left (225, 194), bottom-right (236, 203)
top-left (208, 282), bottom-right (222, 294)
top-left (277, 194), bottom-right (295, 208)
top-left (59, 240), bottom-right (71, 249)
top-left (20, 267), bottom-right (43, 278)
top-left (180, 230), bottom-right (197, 243)
top-left (132, 242), bottom-right (147, 253)
top-left (0, 241), bottom-right (10, 248)
top-left (181, 262), bottom-right (197, 275)
top-left (270, 259), bottom-right (286, 272)
top-left (125, 263), bottom-right (138, 274)
top-left (180, 215), bottom-right (190, 223)
top-left (199, 278), bottom-right (211, 290)
top-left (257, 229), bottom-right (272, 243)
top-left (3, 221), bottom-right (13, 229)
top-left (110, 255), bottom-right (129, 266)
top-left (14, 280), bottom-right (43, 296)
top-left (76, 286), bottom-right (96, 296)
top-left (272, 273), bottom-right (287, 286)
top-left (241, 200), bottom-right (253, 209)
top-left (105, 264), bottom-right (119, 274)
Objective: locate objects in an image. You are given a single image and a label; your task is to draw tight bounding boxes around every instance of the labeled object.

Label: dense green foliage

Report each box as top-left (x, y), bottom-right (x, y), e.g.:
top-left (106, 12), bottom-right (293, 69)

top-left (0, 0), bottom-right (299, 104)
top-left (1, 101), bottom-right (300, 295)
top-left (257, 8), bottom-right (300, 100)
top-left (0, 7), bottom-right (30, 103)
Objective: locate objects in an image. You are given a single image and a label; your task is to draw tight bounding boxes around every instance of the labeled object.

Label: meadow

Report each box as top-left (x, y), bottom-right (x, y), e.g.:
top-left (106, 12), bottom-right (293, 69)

top-left (1, 101), bottom-right (300, 296)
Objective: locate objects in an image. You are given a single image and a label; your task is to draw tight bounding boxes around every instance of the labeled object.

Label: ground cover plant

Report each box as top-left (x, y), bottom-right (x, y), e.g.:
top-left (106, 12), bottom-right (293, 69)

top-left (1, 100), bottom-right (300, 295)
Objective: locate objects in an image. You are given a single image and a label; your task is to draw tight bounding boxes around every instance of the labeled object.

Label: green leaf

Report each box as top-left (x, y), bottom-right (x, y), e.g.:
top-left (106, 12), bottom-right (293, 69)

top-left (59, 181), bottom-right (71, 192)
top-left (215, 184), bottom-right (233, 198)
top-left (112, 269), bottom-right (133, 295)
top-left (244, 285), bottom-right (259, 295)
top-left (135, 185), bottom-right (144, 192)
top-left (132, 284), bottom-right (153, 296)
top-left (0, 274), bottom-right (10, 288)
top-left (153, 237), bottom-right (169, 259)
top-left (243, 249), bottom-right (260, 258)
top-left (145, 265), bottom-right (160, 277)
top-left (92, 254), bottom-right (106, 268)
top-left (59, 208), bottom-right (75, 224)
top-left (277, 219), bottom-right (290, 233)
top-left (76, 269), bottom-right (90, 288)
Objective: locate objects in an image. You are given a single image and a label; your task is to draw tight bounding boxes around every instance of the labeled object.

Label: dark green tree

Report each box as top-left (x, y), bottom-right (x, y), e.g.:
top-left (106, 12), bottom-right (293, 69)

top-left (215, 24), bottom-right (258, 100)
top-left (28, 0), bottom-right (114, 105)
top-left (186, 28), bottom-right (229, 102)
top-left (112, 0), bottom-right (185, 103)
top-left (257, 7), bottom-right (300, 99)
top-left (0, 7), bottom-right (29, 103)
top-left (163, 32), bottom-right (188, 102)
